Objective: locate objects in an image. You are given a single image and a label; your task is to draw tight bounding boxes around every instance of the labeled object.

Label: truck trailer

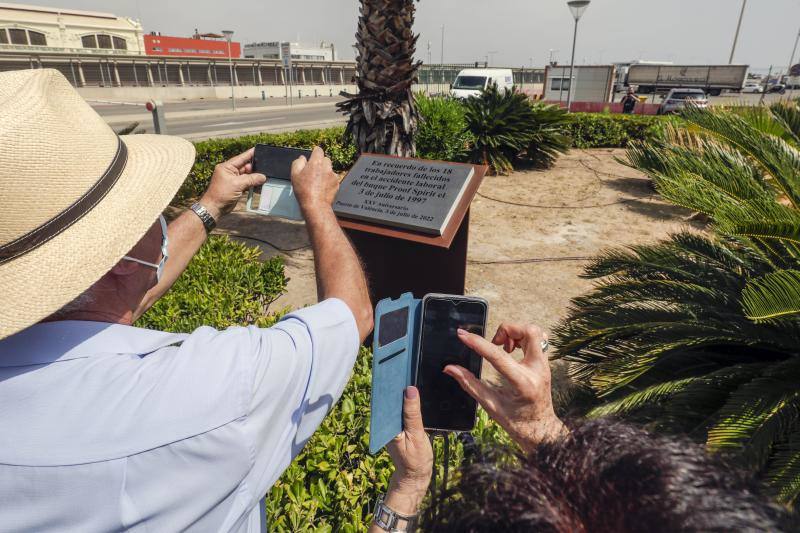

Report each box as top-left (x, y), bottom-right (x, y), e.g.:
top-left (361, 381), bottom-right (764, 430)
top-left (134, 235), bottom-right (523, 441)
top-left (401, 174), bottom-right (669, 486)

top-left (626, 64), bottom-right (749, 96)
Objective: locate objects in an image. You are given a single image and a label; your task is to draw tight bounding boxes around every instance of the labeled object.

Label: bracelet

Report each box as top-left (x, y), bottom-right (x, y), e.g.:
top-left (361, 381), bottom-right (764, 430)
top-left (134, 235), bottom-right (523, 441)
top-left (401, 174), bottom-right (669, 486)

top-left (372, 496), bottom-right (418, 532)
top-left (190, 202), bottom-right (217, 234)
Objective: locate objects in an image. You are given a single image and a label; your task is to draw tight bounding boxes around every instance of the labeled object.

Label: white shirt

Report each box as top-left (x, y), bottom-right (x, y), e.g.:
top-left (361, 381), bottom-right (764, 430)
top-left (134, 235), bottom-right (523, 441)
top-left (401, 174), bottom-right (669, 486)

top-left (0, 298), bottom-right (359, 532)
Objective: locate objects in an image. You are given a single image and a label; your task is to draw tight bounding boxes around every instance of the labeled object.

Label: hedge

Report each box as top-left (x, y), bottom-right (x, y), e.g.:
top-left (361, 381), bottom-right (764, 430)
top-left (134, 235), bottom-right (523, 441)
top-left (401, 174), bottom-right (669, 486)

top-left (137, 236), bottom-right (513, 530)
top-left (565, 113), bottom-right (673, 149)
top-left (175, 128), bottom-right (357, 205)
top-left (137, 235), bottom-right (288, 331)
top-left (174, 111), bottom-right (672, 206)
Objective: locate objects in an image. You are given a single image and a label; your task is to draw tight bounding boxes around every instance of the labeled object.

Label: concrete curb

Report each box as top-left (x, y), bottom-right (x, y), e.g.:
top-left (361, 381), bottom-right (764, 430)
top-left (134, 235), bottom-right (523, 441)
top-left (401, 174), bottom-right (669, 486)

top-left (102, 100), bottom-right (341, 125)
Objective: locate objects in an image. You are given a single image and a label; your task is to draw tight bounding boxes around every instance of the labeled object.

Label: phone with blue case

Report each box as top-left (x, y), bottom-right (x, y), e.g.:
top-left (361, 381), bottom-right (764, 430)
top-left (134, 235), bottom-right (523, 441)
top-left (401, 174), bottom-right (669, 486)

top-left (369, 292), bottom-right (421, 454)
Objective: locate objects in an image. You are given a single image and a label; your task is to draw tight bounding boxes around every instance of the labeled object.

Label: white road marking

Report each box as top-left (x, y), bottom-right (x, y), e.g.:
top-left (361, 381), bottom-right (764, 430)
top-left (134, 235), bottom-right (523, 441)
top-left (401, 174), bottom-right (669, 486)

top-left (211, 117), bottom-right (287, 127)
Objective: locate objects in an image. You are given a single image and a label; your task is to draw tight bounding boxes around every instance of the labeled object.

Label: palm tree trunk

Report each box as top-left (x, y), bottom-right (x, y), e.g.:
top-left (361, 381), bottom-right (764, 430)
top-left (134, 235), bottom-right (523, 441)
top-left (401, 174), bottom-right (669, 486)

top-left (337, 0), bottom-right (421, 157)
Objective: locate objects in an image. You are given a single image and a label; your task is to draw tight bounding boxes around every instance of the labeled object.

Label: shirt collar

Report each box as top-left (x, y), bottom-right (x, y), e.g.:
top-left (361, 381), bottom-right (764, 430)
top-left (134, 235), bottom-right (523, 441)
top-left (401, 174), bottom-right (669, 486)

top-left (0, 320), bottom-right (189, 367)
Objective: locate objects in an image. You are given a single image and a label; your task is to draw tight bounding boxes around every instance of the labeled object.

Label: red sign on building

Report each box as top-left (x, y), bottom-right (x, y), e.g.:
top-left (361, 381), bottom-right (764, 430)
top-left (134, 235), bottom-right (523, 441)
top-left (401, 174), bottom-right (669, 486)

top-left (144, 34), bottom-right (241, 58)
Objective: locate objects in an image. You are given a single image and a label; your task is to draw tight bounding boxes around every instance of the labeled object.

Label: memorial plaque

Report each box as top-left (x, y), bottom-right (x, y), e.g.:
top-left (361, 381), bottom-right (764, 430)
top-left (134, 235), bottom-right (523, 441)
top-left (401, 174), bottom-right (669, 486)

top-left (334, 154), bottom-right (476, 236)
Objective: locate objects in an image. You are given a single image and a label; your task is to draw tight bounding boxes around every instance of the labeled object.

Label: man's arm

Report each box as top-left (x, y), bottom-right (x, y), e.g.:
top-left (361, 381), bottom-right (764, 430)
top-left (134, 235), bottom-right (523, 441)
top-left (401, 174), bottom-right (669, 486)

top-left (133, 149), bottom-right (266, 320)
top-left (291, 147), bottom-right (373, 342)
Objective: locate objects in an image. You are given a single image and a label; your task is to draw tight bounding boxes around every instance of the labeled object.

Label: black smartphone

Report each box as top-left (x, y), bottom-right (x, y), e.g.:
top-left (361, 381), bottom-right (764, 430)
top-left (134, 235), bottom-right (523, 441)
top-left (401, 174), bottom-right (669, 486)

top-left (252, 144), bottom-right (312, 181)
top-left (415, 294), bottom-right (488, 432)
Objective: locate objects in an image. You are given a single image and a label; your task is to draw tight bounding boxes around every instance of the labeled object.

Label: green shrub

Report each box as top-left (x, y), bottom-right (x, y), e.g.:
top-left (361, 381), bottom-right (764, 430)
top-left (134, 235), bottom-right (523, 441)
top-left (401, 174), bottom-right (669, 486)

top-left (464, 85), bottom-right (558, 173)
top-left (415, 93), bottom-right (473, 162)
top-left (136, 235), bottom-right (287, 331)
top-left (555, 103), bottom-right (800, 505)
top-left (565, 113), bottom-right (671, 148)
top-left (176, 128), bottom-right (357, 205)
top-left (525, 102), bottom-right (572, 169)
top-left (267, 347), bottom-right (513, 531)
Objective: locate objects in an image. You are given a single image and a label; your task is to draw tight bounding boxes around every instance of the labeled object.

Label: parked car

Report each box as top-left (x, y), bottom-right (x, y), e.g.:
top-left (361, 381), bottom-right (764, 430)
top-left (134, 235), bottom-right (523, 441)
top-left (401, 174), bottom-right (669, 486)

top-left (658, 88), bottom-right (709, 115)
top-left (450, 68), bottom-right (514, 99)
top-left (742, 82), bottom-right (764, 93)
top-left (767, 83), bottom-right (787, 94)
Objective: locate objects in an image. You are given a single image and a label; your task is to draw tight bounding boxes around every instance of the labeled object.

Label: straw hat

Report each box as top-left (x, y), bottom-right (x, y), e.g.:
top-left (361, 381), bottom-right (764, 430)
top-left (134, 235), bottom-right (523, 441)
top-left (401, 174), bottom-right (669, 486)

top-left (0, 69), bottom-right (195, 339)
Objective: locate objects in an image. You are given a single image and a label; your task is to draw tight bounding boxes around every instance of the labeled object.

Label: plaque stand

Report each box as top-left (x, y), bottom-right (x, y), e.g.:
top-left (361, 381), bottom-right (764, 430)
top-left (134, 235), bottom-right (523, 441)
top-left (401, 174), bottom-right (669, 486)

top-left (338, 162), bottom-right (488, 305)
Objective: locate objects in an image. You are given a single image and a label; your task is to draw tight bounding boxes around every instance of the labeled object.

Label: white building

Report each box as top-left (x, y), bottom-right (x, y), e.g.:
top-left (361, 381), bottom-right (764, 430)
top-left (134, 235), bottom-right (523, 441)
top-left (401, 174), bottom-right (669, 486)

top-left (0, 2), bottom-right (144, 55)
top-left (243, 41), bottom-right (336, 62)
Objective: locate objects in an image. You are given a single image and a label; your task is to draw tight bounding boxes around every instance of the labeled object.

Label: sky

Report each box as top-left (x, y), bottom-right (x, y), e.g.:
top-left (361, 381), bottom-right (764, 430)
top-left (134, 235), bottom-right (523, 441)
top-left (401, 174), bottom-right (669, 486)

top-left (25, 0), bottom-right (800, 73)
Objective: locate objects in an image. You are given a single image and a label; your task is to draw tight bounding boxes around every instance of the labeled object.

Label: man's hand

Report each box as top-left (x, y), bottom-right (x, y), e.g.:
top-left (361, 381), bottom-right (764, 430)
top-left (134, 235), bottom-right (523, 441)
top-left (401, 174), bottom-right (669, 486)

top-left (200, 148), bottom-right (266, 220)
top-left (444, 324), bottom-right (567, 453)
top-left (290, 146), bottom-right (340, 215)
top-left (372, 386), bottom-right (432, 526)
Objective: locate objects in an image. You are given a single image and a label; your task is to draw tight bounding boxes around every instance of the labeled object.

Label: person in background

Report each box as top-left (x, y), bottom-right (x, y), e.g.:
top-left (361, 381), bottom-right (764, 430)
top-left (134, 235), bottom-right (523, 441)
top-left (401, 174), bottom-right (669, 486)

top-left (621, 86), bottom-right (639, 114)
top-left (371, 324), bottom-right (791, 532)
top-left (0, 69), bottom-right (372, 532)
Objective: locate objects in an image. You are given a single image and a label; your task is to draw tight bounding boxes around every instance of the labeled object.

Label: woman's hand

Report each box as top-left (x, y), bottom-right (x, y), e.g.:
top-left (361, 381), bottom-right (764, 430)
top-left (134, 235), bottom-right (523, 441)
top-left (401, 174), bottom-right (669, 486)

top-left (381, 386), bottom-right (433, 518)
top-left (444, 323), bottom-right (567, 453)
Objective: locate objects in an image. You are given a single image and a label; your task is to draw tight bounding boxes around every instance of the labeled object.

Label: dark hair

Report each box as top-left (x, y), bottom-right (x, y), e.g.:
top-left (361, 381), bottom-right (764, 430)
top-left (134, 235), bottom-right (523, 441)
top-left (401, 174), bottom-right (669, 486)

top-left (426, 419), bottom-right (791, 532)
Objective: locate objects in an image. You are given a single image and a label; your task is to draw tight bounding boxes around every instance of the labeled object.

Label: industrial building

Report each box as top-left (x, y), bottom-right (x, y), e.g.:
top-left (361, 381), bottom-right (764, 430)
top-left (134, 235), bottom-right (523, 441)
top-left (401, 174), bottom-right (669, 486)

top-left (0, 2), bottom-right (145, 55)
top-left (144, 33), bottom-right (241, 59)
top-left (244, 41), bottom-right (336, 62)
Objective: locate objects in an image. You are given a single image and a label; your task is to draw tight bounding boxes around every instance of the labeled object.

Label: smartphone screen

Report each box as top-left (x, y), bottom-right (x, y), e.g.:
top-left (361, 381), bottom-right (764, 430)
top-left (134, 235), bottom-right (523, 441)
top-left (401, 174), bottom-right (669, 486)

top-left (416, 296), bottom-right (487, 432)
top-left (252, 145), bottom-right (312, 181)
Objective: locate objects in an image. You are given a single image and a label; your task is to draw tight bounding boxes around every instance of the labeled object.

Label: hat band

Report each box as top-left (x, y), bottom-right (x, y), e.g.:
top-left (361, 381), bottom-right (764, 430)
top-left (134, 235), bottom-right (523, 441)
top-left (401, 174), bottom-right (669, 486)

top-left (0, 136), bottom-right (128, 265)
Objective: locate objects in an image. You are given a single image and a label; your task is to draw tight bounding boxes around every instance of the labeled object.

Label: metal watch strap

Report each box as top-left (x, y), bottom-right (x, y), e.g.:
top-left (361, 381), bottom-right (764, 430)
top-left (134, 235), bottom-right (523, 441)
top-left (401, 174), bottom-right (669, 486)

top-left (372, 497), bottom-right (418, 532)
top-left (190, 202), bottom-right (217, 233)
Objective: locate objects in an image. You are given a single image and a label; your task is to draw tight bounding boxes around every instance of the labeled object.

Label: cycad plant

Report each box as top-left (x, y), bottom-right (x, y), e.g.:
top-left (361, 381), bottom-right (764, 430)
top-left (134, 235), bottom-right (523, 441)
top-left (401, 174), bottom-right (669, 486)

top-left (554, 101), bottom-right (800, 505)
top-left (463, 84), bottom-right (570, 173)
top-left (337, 0), bottom-right (421, 157)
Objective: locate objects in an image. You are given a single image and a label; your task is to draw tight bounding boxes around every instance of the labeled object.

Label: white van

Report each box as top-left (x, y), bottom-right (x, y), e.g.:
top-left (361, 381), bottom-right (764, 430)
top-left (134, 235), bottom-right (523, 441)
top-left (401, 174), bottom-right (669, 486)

top-left (450, 68), bottom-right (514, 99)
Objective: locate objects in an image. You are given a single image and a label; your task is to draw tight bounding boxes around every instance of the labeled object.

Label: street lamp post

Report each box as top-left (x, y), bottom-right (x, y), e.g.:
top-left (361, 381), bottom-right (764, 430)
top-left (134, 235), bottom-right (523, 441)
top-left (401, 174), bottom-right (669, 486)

top-left (729, 0), bottom-right (747, 64)
top-left (222, 30), bottom-right (236, 112)
top-left (566, 0), bottom-right (590, 112)
top-left (787, 27), bottom-right (800, 99)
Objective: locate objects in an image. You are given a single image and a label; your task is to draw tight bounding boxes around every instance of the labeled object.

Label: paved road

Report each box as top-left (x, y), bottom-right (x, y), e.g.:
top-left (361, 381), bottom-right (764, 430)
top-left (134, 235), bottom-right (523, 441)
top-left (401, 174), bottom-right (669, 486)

top-left (96, 98), bottom-right (347, 139)
top-left (90, 95), bottom-right (344, 118)
top-left (94, 91), bottom-right (796, 140)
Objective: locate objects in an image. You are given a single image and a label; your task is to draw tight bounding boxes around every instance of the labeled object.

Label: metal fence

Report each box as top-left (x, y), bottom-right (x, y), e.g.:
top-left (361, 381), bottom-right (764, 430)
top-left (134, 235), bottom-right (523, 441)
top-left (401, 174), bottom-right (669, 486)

top-left (0, 51), bottom-right (358, 88)
top-left (0, 52), bottom-right (545, 92)
top-left (417, 62), bottom-right (545, 91)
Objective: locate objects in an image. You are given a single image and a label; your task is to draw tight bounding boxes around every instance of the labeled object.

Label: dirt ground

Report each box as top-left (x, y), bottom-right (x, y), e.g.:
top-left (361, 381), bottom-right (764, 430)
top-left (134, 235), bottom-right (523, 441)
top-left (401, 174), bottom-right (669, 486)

top-left (217, 148), bottom-right (700, 400)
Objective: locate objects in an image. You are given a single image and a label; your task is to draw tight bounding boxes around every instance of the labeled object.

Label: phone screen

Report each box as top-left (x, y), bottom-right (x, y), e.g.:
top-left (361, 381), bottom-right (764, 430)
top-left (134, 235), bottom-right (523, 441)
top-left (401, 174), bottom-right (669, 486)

top-left (416, 296), bottom-right (486, 432)
top-left (252, 145), bottom-right (312, 181)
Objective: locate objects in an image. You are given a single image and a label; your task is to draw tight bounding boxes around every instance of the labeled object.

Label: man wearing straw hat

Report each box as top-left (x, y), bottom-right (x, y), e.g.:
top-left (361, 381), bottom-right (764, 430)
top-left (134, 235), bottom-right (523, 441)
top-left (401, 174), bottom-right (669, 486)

top-left (0, 69), bottom-right (373, 531)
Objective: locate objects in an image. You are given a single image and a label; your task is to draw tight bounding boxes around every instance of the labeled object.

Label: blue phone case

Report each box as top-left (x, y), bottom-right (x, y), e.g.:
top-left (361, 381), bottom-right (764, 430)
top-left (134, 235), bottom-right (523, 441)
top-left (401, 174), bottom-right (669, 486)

top-left (369, 293), bottom-right (422, 455)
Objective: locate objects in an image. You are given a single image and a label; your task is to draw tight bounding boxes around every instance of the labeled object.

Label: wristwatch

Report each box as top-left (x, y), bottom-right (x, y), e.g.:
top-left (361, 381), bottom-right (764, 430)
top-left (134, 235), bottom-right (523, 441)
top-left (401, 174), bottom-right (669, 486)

top-left (372, 497), bottom-right (418, 532)
top-left (190, 202), bottom-right (217, 234)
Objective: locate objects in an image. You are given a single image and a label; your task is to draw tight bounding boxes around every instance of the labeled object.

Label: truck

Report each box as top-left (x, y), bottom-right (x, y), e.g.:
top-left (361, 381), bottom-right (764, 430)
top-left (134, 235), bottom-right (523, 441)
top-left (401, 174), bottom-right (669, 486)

top-left (625, 64), bottom-right (749, 96)
top-left (613, 61), bottom-right (673, 93)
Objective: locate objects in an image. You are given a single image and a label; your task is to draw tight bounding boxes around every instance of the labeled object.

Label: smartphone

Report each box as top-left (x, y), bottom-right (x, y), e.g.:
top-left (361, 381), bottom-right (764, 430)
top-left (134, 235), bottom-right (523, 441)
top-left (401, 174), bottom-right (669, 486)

top-left (247, 145), bottom-right (312, 220)
top-left (415, 294), bottom-right (488, 432)
top-left (252, 145), bottom-right (312, 180)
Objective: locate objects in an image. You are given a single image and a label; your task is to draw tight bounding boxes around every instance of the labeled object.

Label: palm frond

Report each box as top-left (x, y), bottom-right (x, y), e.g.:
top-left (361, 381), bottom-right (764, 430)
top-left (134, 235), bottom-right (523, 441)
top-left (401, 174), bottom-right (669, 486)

top-left (769, 102), bottom-right (800, 144)
top-left (586, 377), bottom-right (696, 418)
top-left (765, 429), bottom-right (800, 504)
top-left (707, 358), bottom-right (800, 470)
top-left (742, 270), bottom-right (800, 323)
top-left (681, 105), bottom-right (800, 207)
